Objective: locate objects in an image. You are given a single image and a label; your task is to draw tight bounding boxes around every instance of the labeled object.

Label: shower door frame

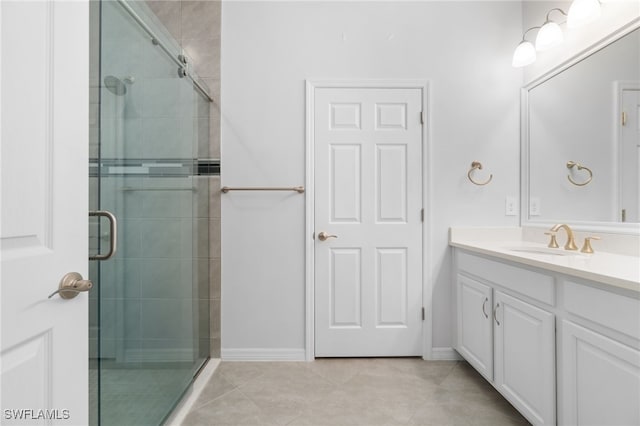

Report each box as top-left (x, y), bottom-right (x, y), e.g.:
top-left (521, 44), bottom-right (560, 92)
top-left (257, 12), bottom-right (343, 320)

top-left (92, 0), bottom-right (214, 424)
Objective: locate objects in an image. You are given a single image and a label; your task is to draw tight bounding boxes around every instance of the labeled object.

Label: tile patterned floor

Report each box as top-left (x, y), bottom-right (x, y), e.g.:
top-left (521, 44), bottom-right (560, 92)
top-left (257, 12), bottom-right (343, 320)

top-left (182, 358), bottom-right (531, 426)
top-left (90, 363), bottom-right (195, 426)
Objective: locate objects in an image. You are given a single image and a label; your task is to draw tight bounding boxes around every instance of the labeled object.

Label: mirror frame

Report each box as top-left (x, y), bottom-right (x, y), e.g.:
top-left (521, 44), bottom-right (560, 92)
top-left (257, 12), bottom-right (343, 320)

top-left (520, 18), bottom-right (640, 235)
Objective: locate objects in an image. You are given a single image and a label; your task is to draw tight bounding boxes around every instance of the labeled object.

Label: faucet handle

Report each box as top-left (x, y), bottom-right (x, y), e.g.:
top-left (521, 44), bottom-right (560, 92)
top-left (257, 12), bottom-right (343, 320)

top-left (544, 232), bottom-right (559, 249)
top-left (580, 236), bottom-right (600, 254)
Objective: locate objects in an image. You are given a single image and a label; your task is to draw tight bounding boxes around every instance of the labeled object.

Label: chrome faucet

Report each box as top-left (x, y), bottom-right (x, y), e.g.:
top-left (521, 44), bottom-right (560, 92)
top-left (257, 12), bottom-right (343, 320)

top-left (550, 224), bottom-right (578, 251)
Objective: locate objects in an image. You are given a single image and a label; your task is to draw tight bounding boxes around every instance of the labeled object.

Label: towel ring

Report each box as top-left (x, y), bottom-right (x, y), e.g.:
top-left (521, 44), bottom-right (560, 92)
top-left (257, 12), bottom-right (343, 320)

top-left (566, 161), bottom-right (592, 186)
top-left (467, 161), bottom-right (493, 186)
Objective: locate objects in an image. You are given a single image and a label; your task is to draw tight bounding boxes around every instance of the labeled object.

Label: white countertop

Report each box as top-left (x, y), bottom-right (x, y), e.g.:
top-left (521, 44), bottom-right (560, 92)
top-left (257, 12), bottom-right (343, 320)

top-left (449, 228), bottom-right (640, 293)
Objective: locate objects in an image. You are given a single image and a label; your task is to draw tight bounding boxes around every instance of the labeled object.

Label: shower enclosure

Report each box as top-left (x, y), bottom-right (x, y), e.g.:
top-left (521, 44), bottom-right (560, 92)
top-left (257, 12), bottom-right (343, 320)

top-left (89, 1), bottom-right (212, 424)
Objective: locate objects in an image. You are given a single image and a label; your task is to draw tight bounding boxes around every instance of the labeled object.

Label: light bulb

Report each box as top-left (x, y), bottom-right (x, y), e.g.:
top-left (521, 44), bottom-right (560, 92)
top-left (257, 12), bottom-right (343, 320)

top-left (536, 21), bottom-right (564, 51)
top-left (567, 0), bottom-right (601, 29)
top-left (512, 41), bottom-right (537, 67)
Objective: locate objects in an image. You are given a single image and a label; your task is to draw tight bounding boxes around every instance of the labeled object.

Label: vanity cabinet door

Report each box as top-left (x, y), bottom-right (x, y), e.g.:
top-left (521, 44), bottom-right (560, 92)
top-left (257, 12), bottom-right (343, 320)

top-left (560, 320), bottom-right (640, 426)
top-left (494, 291), bottom-right (555, 426)
top-left (456, 275), bottom-right (493, 380)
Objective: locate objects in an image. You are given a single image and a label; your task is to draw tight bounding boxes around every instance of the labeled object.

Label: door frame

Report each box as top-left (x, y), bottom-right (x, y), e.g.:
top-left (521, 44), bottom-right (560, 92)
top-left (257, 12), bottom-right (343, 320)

top-left (614, 81), bottom-right (640, 221)
top-left (304, 79), bottom-right (431, 361)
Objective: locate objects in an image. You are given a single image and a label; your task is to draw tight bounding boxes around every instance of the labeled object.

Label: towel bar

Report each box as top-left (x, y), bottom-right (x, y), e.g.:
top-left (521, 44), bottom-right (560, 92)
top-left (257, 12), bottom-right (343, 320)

top-left (221, 186), bottom-right (305, 194)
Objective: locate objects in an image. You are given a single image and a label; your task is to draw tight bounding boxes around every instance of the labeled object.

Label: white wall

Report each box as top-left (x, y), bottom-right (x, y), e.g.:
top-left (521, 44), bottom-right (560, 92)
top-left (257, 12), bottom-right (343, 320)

top-left (221, 1), bottom-right (523, 358)
top-left (523, 0), bottom-right (640, 84)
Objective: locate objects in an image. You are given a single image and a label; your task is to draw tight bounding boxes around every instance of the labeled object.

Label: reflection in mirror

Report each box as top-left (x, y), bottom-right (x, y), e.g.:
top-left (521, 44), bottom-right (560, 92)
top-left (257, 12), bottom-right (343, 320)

top-left (526, 28), bottom-right (640, 224)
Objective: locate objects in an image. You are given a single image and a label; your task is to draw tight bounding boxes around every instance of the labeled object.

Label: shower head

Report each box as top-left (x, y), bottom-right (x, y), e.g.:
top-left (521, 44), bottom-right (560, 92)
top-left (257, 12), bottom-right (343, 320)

top-left (104, 75), bottom-right (127, 96)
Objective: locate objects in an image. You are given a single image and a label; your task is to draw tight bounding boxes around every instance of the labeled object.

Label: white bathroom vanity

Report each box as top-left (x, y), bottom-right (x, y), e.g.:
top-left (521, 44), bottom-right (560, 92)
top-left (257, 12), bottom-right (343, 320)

top-left (450, 227), bottom-right (640, 426)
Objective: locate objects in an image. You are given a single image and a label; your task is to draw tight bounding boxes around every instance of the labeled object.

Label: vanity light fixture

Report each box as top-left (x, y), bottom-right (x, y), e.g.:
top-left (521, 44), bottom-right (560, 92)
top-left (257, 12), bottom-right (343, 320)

top-left (567, 0), bottom-right (601, 29)
top-left (536, 8), bottom-right (567, 51)
top-left (512, 27), bottom-right (540, 68)
top-left (513, 1), bottom-right (603, 67)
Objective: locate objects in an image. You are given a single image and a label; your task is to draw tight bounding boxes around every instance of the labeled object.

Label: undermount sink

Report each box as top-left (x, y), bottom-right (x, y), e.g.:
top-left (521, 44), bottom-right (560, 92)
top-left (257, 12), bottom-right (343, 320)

top-left (505, 246), bottom-right (582, 256)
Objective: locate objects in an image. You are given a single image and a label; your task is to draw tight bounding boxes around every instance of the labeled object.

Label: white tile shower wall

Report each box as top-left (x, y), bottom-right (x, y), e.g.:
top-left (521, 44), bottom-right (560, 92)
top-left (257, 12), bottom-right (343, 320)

top-left (88, 0), bottom-right (100, 162)
top-left (145, 0), bottom-right (221, 357)
top-left (221, 1), bottom-right (523, 357)
top-left (101, 3), bottom-right (202, 161)
top-left (97, 176), bottom-right (197, 361)
top-left (99, 118), bottom-right (143, 158)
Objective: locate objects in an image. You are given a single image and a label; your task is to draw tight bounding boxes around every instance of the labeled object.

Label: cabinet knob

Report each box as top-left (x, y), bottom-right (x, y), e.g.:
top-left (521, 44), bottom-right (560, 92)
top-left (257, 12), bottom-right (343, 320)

top-left (494, 303), bottom-right (501, 326)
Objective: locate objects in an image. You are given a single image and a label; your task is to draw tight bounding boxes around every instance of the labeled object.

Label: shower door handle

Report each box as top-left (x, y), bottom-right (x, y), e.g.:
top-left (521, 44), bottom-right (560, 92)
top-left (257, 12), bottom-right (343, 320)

top-left (89, 210), bottom-right (118, 261)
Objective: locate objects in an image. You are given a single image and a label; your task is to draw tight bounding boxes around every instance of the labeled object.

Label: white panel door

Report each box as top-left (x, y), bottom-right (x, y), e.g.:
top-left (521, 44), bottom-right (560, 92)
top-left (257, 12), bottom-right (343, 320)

top-left (314, 87), bottom-right (423, 357)
top-left (494, 291), bottom-right (555, 426)
top-left (1, 1), bottom-right (89, 425)
top-left (456, 275), bottom-right (493, 380)
top-left (560, 320), bottom-right (640, 426)
top-left (620, 89), bottom-right (640, 222)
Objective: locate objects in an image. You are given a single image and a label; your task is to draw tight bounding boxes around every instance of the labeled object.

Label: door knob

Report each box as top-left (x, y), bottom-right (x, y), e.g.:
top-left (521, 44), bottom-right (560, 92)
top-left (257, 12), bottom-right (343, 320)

top-left (48, 272), bottom-right (93, 299)
top-left (317, 231), bottom-right (338, 241)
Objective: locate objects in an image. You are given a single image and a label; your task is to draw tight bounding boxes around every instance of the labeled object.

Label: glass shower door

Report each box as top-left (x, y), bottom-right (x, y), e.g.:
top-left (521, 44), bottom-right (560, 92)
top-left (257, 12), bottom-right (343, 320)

top-left (89, 1), bottom-right (210, 425)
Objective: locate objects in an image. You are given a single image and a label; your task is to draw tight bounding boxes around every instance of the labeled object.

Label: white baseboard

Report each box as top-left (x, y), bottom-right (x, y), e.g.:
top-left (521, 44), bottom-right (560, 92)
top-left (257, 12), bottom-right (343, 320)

top-left (221, 347), bottom-right (456, 361)
top-left (221, 348), bottom-right (306, 361)
top-left (428, 347), bottom-right (462, 361)
top-left (165, 358), bottom-right (221, 426)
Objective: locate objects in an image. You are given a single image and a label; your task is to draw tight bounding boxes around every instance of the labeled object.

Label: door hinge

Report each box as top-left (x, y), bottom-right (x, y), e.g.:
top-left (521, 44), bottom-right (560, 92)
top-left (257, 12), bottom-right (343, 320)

top-left (420, 111), bottom-right (425, 125)
top-left (622, 209), bottom-right (627, 222)
top-left (421, 307), bottom-right (425, 321)
top-left (622, 111), bottom-right (627, 126)
top-left (421, 208), bottom-right (424, 222)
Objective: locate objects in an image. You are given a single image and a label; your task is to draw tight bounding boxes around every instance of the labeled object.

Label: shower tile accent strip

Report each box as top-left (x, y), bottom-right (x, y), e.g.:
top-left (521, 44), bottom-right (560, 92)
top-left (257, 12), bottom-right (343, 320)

top-left (89, 159), bottom-right (220, 177)
top-left (196, 159), bottom-right (221, 176)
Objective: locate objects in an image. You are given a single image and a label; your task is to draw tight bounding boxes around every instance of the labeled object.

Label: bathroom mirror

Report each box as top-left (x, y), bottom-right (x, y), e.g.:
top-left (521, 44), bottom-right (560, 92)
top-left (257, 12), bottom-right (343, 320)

top-left (522, 25), bottom-right (640, 228)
